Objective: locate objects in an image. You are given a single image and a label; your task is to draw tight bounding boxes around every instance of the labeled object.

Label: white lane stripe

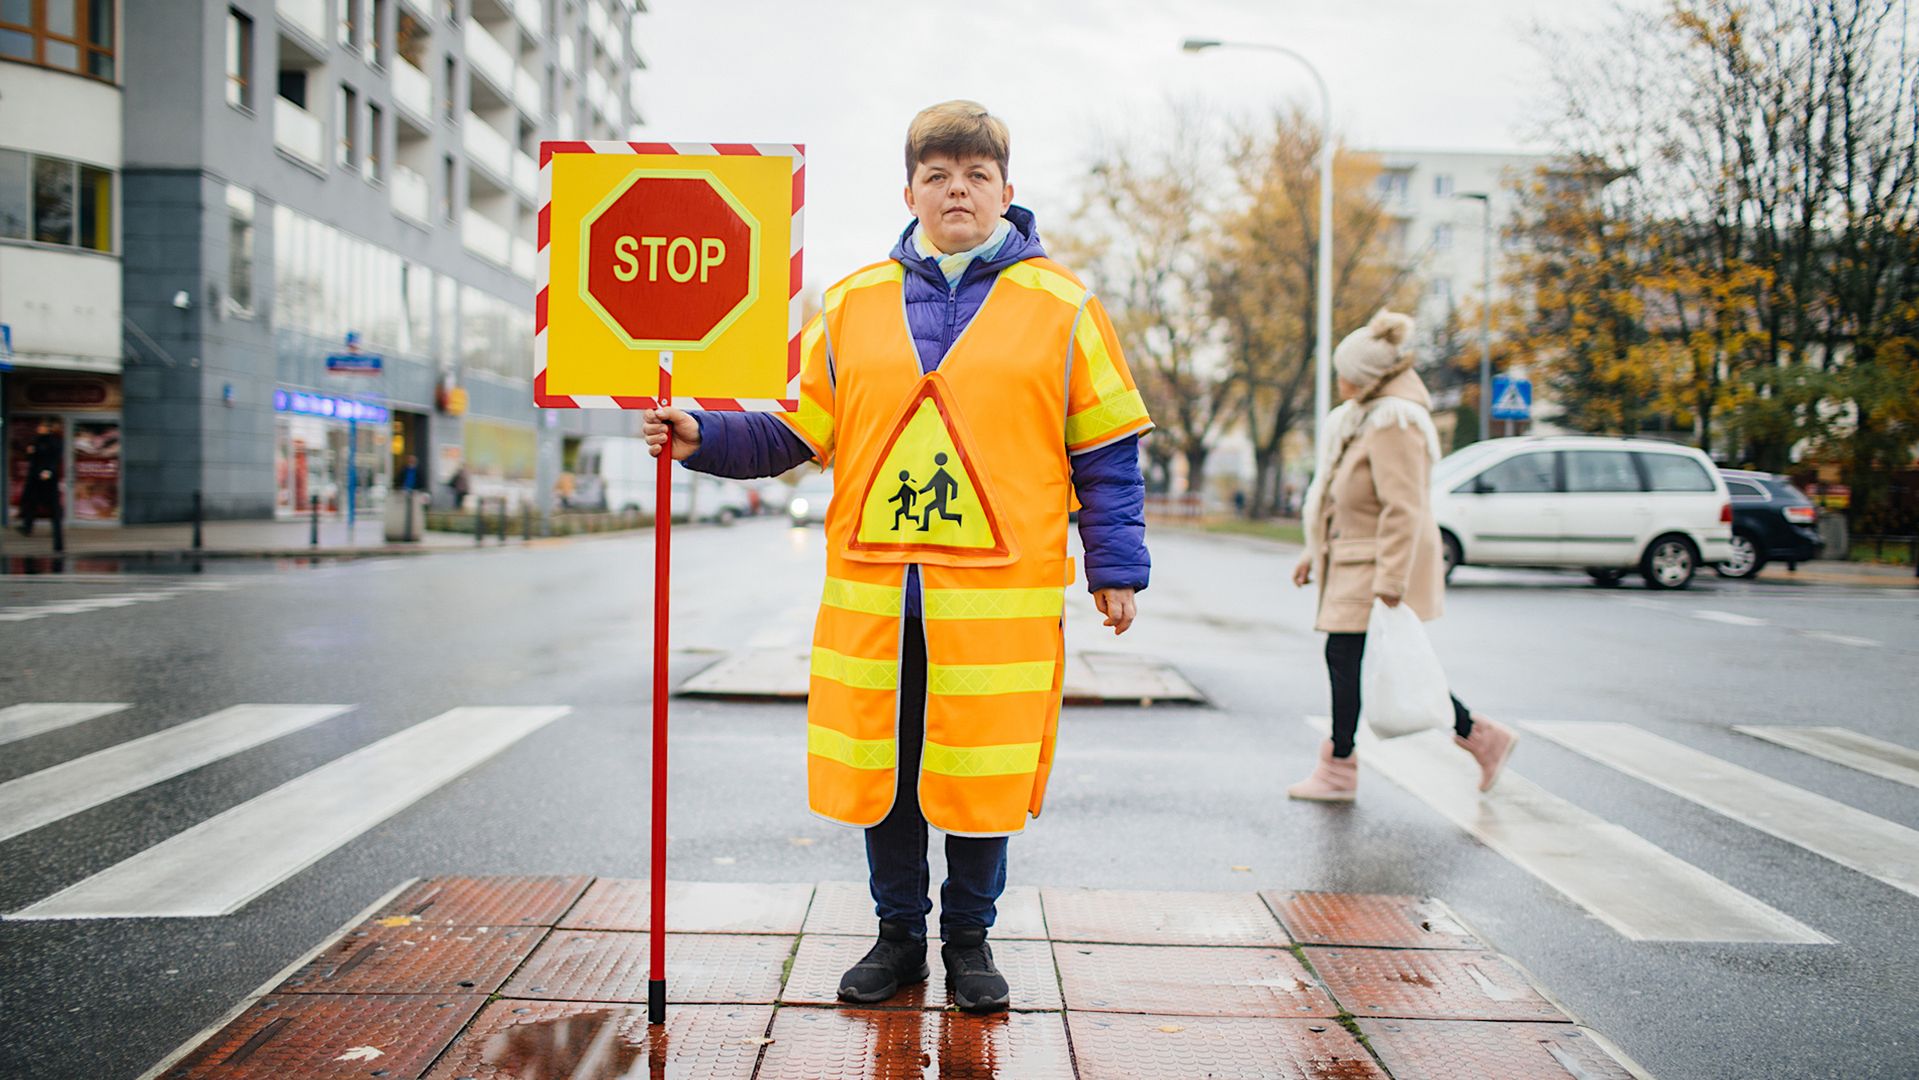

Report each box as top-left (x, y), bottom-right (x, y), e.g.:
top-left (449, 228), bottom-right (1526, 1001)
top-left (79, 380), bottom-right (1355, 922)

top-left (1528, 722), bottom-right (1919, 900)
top-left (1694, 610), bottom-right (1767, 626)
top-left (1734, 726), bottom-right (1919, 790)
top-left (12, 707), bottom-right (569, 918)
top-left (1800, 629), bottom-right (1880, 648)
top-left (0, 703), bottom-right (129, 747)
top-left (1309, 718), bottom-right (1829, 943)
top-left (0, 705), bottom-right (350, 845)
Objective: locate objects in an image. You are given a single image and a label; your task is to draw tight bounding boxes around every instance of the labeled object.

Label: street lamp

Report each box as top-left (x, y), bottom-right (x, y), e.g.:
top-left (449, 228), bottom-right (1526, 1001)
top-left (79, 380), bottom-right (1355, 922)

top-left (1181, 36), bottom-right (1335, 456)
top-left (1454, 192), bottom-right (1493, 440)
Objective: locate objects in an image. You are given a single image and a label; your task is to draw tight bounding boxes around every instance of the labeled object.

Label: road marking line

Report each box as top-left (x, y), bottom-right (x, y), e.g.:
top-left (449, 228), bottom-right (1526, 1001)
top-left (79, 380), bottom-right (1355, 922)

top-left (1798, 630), bottom-right (1880, 648)
top-left (1527, 721), bottom-right (1919, 900)
top-left (0, 583), bottom-right (234, 621)
top-left (0, 705), bottom-right (351, 845)
top-left (1734, 726), bottom-right (1919, 790)
top-left (0, 703), bottom-right (129, 747)
top-left (11, 706), bottom-right (569, 918)
top-left (1303, 718), bottom-right (1827, 943)
top-left (1694, 610), bottom-right (1767, 626)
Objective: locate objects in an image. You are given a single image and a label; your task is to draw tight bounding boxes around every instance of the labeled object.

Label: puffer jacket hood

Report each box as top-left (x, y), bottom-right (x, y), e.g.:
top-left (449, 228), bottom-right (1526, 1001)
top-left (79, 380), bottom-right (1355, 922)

top-left (889, 205), bottom-right (1046, 372)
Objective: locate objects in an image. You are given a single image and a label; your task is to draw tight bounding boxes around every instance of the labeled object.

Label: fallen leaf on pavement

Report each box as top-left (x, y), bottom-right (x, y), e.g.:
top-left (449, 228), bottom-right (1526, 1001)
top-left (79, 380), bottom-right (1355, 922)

top-left (1157, 1024), bottom-right (1185, 1034)
top-left (335, 1047), bottom-right (384, 1062)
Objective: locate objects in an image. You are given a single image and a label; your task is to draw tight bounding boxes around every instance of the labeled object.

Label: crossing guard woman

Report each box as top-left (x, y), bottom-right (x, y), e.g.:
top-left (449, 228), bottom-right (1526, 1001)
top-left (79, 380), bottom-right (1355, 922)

top-left (641, 101), bottom-right (1153, 1013)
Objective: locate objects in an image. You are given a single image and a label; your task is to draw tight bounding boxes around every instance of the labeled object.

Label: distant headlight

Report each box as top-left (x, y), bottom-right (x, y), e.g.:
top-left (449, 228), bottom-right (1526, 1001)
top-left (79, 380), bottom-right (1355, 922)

top-left (791, 498), bottom-right (810, 518)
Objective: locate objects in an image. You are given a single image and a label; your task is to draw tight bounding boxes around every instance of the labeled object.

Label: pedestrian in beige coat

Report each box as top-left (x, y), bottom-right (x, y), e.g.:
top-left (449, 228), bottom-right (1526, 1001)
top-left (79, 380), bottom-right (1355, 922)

top-left (1287, 311), bottom-right (1518, 801)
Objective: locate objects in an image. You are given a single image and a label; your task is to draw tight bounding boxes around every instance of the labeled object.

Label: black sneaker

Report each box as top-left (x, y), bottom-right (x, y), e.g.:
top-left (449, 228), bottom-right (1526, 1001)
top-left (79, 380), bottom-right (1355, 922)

top-left (837, 919), bottom-right (929, 1004)
top-left (941, 926), bottom-right (1010, 1013)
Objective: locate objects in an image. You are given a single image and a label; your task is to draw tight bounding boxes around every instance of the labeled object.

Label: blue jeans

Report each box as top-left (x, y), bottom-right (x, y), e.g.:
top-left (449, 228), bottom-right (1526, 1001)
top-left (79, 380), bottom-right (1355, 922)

top-left (865, 617), bottom-right (1009, 941)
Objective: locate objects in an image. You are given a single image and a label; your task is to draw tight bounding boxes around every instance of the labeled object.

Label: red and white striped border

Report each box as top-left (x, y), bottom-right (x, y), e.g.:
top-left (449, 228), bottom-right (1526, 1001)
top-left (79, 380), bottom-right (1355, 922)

top-left (533, 140), bottom-right (806, 412)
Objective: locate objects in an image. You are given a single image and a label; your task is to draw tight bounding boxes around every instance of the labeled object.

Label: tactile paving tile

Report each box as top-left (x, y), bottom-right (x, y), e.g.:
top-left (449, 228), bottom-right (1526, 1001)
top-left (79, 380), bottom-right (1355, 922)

top-left (160, 994), bottom-right (480, 1080)
top-left (1069, 1013), bottom-right (1388, 1080)
top-left (274, 924), bottom-right (543, 996)
top-left (1263, 891), bottom-right (1484, 950)
top-left (1041, 886), bottom-right (1286, 946)
top-left (1304, 948), bottom-right (1569, 1022)
top-left (370, 875), bottom-right (591, 928)
top-left (423, 1000), bottom-right (773, 1080)
top-left (755, 1006), bottom-right (1076, 1079)
top-left (502, 930), bottom-right (791, 1004)
top-left (780, 934), bottom-right (1063, 1011)
top-left (1054, 942), bottom-right (1340, 1018)
top-left (557, 879), bottom-right (813, 933)
top-left (800, 879), bottom-right (1048, 939)
top-left (1358, 1019), bottom-right (1638, 1080)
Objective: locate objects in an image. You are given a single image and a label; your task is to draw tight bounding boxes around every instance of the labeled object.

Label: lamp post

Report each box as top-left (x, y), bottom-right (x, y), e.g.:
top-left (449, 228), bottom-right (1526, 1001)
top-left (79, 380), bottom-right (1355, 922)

top-left (1454, 192), bottom-right (1493, 440)
top-left (1181, 37), bottom-right (1334, 455)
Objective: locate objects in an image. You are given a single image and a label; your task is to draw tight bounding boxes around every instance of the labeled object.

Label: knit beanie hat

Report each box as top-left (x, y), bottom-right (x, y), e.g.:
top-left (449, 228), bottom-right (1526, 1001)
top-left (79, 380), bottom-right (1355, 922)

top-left (1333, 310), bottom-right (1417, 390)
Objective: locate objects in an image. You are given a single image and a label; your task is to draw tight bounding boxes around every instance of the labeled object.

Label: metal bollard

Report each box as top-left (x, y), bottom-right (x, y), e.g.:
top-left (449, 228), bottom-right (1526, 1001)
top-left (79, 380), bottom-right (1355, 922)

top-left (475, 500), bottom-right (485, 545)
top-left (404, 490), bottom-right (416, 542)
top-left (497, 499), bottom-right (508, 542)
top-left (522, 504), bottom-right (532, 542)
top-left (309, 494), bottom-right (319, 548)
top-left (192, 490), bottom-right (204, 551)
top-left (51, 501), bottom-right (64, 554)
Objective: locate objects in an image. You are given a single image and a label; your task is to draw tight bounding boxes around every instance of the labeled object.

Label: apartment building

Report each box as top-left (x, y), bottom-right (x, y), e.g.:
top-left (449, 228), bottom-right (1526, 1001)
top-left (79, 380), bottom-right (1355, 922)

top-left (112, 0), bottom-right (647, 523)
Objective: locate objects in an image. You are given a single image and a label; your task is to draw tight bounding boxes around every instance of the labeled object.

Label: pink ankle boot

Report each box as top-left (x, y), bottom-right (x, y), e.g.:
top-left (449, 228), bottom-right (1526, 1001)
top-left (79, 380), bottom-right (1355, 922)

top-left (1287, 740), bottom-right (1358, 802)
top-left (1454, 717), bottom-right (1518, 792)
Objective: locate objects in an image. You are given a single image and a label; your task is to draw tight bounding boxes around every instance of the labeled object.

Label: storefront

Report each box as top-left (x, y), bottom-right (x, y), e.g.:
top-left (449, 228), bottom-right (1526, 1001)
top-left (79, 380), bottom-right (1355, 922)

top-left (5, 371), bottom-right (123, 527)
top-left (272, 389), bottom-right (391, 519)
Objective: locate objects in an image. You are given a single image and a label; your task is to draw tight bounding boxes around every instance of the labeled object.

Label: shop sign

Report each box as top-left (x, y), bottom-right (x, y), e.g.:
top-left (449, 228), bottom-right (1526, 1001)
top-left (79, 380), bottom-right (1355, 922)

top-left (326, 330), bottom-right (384, 374)
top-left (10, 374), bottom-right (122, 412)
top-left (274, 389), bottom-right (390, 424)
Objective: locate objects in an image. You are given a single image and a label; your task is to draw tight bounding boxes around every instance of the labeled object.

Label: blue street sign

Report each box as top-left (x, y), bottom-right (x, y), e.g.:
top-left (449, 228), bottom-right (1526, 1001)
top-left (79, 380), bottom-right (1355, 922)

top-left (1491, 374), bottom-right (1532, 422)
top-left (326, 352), bottom-right (383, 374)
top-left (0, 322), bottom-right (12, 371)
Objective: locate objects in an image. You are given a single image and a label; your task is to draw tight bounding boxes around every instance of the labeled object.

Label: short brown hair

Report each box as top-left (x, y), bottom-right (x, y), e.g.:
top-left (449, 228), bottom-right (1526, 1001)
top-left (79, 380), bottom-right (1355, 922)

top-left (904, 100), bottom-right (1010, 182)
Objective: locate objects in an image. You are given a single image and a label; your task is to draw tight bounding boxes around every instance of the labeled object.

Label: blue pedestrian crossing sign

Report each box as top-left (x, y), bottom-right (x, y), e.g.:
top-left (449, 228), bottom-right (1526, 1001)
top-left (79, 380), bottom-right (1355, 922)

top-left (1491, 375), bottom-right (1532, 421)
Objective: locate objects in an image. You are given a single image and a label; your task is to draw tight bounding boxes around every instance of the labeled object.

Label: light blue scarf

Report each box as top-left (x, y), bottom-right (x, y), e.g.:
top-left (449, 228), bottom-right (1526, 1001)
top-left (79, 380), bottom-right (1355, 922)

top-left (913, 217), bottom-right (1013, 288)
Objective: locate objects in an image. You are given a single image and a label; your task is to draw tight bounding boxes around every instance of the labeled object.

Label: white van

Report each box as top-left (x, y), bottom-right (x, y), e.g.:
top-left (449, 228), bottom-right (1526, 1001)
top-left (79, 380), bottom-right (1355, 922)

top-left (1432, 436), bottom-right (1733, 589)
top-left (572, 436), bottom-right (751, 524)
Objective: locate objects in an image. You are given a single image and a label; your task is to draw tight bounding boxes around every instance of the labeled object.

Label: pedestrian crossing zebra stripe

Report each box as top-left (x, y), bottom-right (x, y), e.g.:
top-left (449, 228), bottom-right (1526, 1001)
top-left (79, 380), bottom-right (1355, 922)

top-left (1308, 718), bottom-right (1830, 944)
top-left (1527, 721), bottom-right (1919, 901)
top-left (9, 706), bottom-right (569, 919)
top-left (0, 702), bottom-right (129, 747)
top-left (0, 582), bottom-right (236, 622)
top-left (1734, 726), bottom-right (1919, 790)
top-left (0, 705), bottom-right (352, 846)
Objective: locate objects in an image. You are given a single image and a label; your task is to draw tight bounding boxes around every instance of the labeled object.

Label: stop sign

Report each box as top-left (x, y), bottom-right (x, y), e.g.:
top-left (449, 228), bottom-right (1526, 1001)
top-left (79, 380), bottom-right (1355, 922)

top-left (581, 171), bottom-right (761, 350)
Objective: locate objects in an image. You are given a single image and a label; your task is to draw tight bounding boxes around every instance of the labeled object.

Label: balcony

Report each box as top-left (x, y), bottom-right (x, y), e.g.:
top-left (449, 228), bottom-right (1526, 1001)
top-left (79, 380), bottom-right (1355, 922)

top-left (391, 164), bottom-right (431, 225)
top-left (274, 97), bottom-right (327, 170)
top-left (511, 0), bottom-right (542, 37)
top-left (512, 149), bottom-right (538, 201)
top-left (463, 21), bottom-right (515, 95)
top-left (513, 65), bottom-right (543, 118)
top-left (462, 211), bottom-right (512, 267)
top-left (392, 57), bottom-right (433, 125)
top-left (462, 113), bottom-right (513, 181)
top-left (277, 0), bottom-right (328, 47)
top-left (511, 236), bottom-right (536, 280)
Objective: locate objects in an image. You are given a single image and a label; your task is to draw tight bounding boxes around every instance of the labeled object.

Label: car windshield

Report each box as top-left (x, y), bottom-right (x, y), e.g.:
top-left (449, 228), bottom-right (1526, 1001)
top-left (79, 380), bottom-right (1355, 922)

top-left (1435, 441), bottom-right (1506, 481)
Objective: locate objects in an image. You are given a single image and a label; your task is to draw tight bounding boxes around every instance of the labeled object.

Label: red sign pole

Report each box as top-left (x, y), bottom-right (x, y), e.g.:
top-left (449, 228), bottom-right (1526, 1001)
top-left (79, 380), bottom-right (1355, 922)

top-left (648, 372), bottom-right (673, 1026)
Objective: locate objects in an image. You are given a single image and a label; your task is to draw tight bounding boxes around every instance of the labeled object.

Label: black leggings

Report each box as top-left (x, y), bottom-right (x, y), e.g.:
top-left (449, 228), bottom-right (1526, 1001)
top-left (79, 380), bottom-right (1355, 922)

top-left (1326, 632), bottom-right (1472, 758)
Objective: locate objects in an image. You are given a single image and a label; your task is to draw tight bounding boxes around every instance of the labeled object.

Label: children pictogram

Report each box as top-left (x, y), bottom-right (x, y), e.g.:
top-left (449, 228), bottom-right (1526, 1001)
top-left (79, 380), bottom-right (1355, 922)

top-left (917, 453), bottom-right (963, 531)
top-left (889, 470), bottom-right (920, 530)
top-left (848, 374), bottom-right (1015, 566)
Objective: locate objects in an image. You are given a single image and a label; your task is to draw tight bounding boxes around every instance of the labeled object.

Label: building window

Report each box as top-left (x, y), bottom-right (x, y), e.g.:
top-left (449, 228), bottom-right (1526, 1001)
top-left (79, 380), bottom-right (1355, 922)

top-left (0, 149), bottom-right (28, 239)
top-left (1432, 223), bottom-right (1454, 252)
top-left (0, 151), bottom-right (110, 252)
top-left (77, 162), bottom-right (108, 251)
top-left (227, 185), bottom-right (254, 316)
top-left (32, 154), bottom-right (72, 244)
top-left (366, 103), bottom-right (384, 181)
top-left (441, 152), bottom-right (456, 221)
top-left (339, 0), bottom-right (358, 48)
top-left (338, 84), bottom-right (359, 168)
top-left (0, 0), bottom-right (116, 81)
top-left (369, 0), bottom-right (387, 67)
top-left (1431, 277), bottom-right (1454, 306)
top-left (226, 8), bottom-right (253, 110)
top-left (1433, 173), bottom-right (1455, 198)
top-left (1377, 171), bottom-right (1408, 201)
top-left (442, 54), bottom-right (457, 120)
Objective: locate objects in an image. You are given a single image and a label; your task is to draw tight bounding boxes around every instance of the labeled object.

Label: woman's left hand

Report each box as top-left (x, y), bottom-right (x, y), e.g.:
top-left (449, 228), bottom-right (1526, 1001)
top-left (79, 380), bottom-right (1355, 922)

top-left (1094, 588), bottom-right (1137, 635)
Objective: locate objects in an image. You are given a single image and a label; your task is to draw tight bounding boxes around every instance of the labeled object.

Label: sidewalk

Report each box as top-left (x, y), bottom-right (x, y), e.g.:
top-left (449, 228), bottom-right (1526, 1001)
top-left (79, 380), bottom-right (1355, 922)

top-left (1752, 560), bottom-right (1918, 589)
top-left (1, 518), bottom-right (524, 561)
top-left (141, 877), bottom-right (1650, 1080)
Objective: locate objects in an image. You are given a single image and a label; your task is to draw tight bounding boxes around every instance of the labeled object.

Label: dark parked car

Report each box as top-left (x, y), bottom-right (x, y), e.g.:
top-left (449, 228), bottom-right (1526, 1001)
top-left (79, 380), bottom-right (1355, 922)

top-left (1716, 469), bottom-right (1823, 578)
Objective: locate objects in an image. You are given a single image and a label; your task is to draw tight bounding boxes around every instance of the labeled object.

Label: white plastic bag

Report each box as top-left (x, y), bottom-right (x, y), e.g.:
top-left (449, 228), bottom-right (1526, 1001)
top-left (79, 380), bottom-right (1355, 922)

top-left (1360, 599), bottom-right (1453, 739)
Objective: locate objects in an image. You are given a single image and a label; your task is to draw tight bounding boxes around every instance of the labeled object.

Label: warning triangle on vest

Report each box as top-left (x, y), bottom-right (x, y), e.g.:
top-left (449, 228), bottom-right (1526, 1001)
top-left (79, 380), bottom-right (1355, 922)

top-left (846, 373), bottom-right (1017, 567)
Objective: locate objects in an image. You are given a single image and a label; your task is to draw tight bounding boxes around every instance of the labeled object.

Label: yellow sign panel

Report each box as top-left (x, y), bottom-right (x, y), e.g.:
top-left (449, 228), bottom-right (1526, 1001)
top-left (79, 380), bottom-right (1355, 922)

top-left (847, 375), bottom-right (1015, 566)
top-left (541, 149), bottom-right (797, 404)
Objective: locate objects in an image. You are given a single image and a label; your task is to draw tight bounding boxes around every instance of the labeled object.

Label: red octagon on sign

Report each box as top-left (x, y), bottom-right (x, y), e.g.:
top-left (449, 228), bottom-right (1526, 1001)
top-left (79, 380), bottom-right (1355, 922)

top-left (580, 171), bottom-right (761, 350)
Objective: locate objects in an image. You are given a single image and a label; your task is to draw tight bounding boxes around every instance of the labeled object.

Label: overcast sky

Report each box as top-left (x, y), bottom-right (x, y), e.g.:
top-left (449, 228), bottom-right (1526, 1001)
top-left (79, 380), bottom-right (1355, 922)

top-left (637, 0), bottom-right (1632, 291)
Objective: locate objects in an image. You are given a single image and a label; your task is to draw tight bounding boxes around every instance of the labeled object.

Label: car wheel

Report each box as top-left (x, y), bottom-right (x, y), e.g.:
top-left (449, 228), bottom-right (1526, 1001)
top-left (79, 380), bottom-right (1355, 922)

top-left (1714, 531), bottom-right (1765, 579)
top-left (1441, 531), bottom-right (1462, 584)
top-left (716, 507), bottom-right (738, 526)
top-left (1586, 568), bottom-right (1627, 588)
top-left (1642, 535), bottom-right (1698, 590)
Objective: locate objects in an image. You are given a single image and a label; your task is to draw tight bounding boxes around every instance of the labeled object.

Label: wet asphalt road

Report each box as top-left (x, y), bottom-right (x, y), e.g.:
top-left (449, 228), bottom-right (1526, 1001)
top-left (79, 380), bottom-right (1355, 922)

top-left (1, 518), bottom-right (1916, 1079)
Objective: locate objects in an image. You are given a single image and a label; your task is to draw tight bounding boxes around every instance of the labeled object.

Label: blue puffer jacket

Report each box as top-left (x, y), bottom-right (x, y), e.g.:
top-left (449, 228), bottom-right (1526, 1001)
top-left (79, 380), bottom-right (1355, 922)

top-left (685, 206), bottom-right (1150, 605)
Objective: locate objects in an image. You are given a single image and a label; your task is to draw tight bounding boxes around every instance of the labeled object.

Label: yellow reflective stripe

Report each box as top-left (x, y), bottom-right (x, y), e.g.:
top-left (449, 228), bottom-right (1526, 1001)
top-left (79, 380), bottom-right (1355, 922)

top-left (923, 739), bottom-right (1042, 777)
top-left (923, 587), bottom-right (1065, 620)
top-left (821, 577), bottom-right (903, 617)
top-left (811, 647), bottom-right (899, 690)
top-left (823, 262), bottom-right (905, 313)
top-left (999, 261), bottom-right (1087, 309)
top-left (783, 391), bottom-right (835, 451)
top-left (1072, 310), bottom-right (1127, 400)
top-left (808, 724), bottom-right (897, 770)
top-left (1066, 388), bottom-right (1151, 448)
top-left (927, 660), bottom-right (1056, 696)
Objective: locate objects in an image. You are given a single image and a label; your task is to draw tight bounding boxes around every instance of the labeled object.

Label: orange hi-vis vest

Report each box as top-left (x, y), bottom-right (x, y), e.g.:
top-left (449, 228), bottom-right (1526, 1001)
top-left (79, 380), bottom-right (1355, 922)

top-left (777, 256), bottom-right (1153, 837)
